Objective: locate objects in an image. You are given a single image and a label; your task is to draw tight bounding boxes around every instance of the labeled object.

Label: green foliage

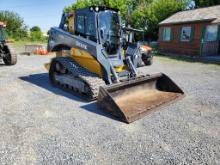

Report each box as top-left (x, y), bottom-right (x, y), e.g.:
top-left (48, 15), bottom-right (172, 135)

top-left (64, 0), bottom-right (188, 40)
top-left (29, 26), bottom-right (46, 42)
top-left (30, 31), bottom-right (42, 41)
top-left (30, 26), bottom-right (41, 32)
top-left (0, 11), bottom-right (46, 42)
top-left (64, 0), bottom-right (136, 22)
top-left (0, 10), bottom-right (28, 40)
top-left (132, 0), bottom-right (187, 39)
top-left (194, 0), bottom-right (220, 8)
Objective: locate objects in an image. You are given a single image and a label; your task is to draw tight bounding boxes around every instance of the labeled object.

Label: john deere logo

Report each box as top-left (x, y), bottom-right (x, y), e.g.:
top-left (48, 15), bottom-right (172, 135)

top-left (76, 41), bottom-right (87, 50)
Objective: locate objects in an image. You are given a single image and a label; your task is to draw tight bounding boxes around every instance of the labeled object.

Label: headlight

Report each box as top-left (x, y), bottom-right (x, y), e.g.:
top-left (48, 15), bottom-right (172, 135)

top-left (95, 6), bottom-right (99, 12)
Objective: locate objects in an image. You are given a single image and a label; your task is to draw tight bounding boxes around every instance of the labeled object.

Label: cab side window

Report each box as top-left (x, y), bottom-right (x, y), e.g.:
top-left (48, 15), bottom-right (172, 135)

top-left (76, 13), bottom-right (97, 42)
top-left (76, 15), bottom-right (85, 35)
top-left (85, 15), bottom-right (96, 42)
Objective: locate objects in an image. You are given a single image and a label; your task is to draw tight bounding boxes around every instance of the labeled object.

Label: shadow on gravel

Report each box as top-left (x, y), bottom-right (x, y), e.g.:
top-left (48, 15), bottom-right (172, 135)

top-left (81, 103), bottom-right (121, 123)
top-left (20, 73), bottom-right (121, 122)
top-left (19, 73), bottom-right (85, 102)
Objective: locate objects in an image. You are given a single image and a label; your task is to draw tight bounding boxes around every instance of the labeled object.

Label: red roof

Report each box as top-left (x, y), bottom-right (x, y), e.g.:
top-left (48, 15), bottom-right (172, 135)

top-left (159, 5), bottom-right (220, 25)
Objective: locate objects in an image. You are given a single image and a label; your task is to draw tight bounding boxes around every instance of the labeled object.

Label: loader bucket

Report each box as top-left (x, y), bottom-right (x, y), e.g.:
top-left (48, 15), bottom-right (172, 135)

top-left (98, 73), bottom-right (184, 123)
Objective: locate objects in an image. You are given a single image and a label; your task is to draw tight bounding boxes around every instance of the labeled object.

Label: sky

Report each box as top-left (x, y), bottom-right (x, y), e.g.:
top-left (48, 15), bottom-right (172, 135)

top-left (0, 0), bottom-right (76, 32)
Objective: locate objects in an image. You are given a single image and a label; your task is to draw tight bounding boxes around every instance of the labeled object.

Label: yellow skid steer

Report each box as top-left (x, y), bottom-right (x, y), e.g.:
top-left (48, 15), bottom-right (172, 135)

top-left (46, 6), bottom-right (184, 123)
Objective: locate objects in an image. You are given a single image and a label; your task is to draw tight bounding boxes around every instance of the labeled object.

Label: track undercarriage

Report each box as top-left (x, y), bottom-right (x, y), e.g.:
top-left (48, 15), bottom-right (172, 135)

top-left (49, 57), bottom-right (105, 100)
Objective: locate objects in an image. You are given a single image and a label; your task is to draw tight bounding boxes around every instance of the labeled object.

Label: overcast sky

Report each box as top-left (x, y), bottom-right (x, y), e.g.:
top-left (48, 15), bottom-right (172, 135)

top-left (0, 0), bottom-right (75, 32)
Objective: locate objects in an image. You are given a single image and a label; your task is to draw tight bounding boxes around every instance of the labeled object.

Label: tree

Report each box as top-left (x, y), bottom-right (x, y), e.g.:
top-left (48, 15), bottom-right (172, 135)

top-left (132, 0), bottom-right (187, 40)
top-left (64, 0), bottom-right (153, 26)
top-left (64, 0), bottom-right (188, 40)
top-left (194, 0), bottom-right (220, 8)
top-left (0, 10), bottom-right (28, 39)
top-left (30, 26), bottom-right (41, 32)
top-left (30, 26), bottom-right (43, 41)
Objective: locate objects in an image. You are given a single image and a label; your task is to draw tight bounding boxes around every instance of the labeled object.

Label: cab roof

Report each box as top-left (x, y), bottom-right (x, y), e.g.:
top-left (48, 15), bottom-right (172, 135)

top-left (77, 6), bottom-right (119, 13)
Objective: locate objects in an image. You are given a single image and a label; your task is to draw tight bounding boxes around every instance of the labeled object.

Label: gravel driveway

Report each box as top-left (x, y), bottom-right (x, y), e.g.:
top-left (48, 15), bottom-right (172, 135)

top-left (0, 54), bottom-right (219, 164)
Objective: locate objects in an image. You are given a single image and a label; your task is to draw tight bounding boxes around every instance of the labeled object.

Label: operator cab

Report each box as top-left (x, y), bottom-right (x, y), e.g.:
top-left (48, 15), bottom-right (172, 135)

top-left (98, 9), bottom-right (120, 55)
top-left (73, 7), bottom-right (121, 55)
top-left (74, 7), bottom-right (97, 42)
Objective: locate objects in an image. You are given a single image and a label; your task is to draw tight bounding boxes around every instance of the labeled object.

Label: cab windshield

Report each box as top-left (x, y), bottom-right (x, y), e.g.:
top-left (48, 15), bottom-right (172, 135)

top-left (98, 11), bottom-right (120, 44)
top-left (0, 28), bottom-right (6, 41)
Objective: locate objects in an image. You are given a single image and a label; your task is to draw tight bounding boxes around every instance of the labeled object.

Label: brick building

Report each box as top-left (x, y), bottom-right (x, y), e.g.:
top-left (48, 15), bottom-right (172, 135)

top-left (158, 5), bottom-right (220, 56)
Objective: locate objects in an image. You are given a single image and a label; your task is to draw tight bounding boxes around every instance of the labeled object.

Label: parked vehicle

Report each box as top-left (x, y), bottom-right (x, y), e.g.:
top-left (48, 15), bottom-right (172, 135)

top-left (46, 6), bottom-right (184, 123)
top-left (0, 22), bottom-right (17, 65)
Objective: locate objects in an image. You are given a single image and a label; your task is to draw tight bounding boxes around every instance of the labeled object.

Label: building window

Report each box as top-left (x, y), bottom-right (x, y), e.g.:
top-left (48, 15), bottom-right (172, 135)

top-left (162, 27), bottom-right (171, 41)
top-left (181, 26), bottom-right (192, 42)
top-left (204, 25), bottom-right (218, 42)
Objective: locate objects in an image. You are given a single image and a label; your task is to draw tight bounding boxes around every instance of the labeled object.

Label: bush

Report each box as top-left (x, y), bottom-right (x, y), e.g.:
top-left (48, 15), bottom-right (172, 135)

top-left (0, 10), bottom-right (28, 39)
top-left (29, 26), bottom-right (46, 42)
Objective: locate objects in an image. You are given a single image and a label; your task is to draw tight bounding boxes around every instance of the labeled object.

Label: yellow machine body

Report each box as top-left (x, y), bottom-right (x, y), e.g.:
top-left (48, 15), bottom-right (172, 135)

top-left (46, 8), bottom-right (185, 123)
top-left (70, 48), bottom-right (103, 77)
top-left (45, 47), bottom-right (128, 79)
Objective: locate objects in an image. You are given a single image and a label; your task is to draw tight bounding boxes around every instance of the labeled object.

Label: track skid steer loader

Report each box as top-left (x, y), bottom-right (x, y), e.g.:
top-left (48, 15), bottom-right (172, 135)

top-left (47, 6), bottom-right (184, 123)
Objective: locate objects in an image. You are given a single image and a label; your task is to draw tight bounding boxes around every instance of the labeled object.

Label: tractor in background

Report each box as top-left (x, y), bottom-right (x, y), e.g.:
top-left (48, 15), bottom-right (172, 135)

top-left (0, 22), bottom-right (17, 65)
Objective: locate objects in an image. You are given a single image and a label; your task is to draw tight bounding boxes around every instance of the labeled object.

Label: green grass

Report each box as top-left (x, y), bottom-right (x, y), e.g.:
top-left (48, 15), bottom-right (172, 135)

top-left (11, 40), bottom-right (46, 47)
top-left (155, 55), bottom-right (196, 64)
top-left (155, 54), bottom-right (220, 66)
top-left (10, 40), bottom-right (47, 53)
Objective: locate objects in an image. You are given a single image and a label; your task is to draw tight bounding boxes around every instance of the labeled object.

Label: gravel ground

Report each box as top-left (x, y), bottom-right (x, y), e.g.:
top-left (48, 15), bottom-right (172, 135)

top-left (0, 54), bottom-right (220, 165)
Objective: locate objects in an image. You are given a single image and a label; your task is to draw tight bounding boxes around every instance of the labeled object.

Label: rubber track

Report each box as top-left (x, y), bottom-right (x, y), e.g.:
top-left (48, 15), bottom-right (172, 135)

top-left (55, 57), bottom-right (106, 100)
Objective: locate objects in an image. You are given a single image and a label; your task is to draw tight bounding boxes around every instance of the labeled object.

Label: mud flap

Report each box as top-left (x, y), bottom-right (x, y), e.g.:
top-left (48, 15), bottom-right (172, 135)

top-left (97, 73), bottom-right (184, 123)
